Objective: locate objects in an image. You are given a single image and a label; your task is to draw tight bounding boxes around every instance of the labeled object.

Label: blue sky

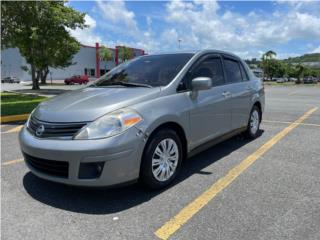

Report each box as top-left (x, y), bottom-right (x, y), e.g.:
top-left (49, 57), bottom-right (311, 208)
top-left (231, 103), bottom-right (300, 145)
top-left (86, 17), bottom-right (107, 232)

top-left (68, 0), bottom-right (320, 59)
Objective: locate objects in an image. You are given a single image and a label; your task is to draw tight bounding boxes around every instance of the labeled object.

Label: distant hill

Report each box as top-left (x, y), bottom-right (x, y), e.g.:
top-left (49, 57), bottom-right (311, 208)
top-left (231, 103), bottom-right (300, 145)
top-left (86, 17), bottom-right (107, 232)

top-left (246, 53), bottom-right (320, 69)
top-left (283, 53), bottom-right (320, 63)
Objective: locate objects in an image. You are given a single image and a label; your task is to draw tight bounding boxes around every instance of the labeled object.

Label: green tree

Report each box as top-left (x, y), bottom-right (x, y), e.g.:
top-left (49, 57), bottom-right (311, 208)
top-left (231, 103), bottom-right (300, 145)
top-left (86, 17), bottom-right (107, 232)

top-left (261, 50), bottom-right (280, 80)
top-left (118, 46), bottom-right (134, 62)
top-left (99, 46), bottom-right (113, 74)
top-left (294, 64), bottom-right (306, 83)
top-left (274, 61), bottom-right (286, 78)
top-left (285, 63), bottom-right (296, 78)
top-left (1, 1), bottom-right (86, 89)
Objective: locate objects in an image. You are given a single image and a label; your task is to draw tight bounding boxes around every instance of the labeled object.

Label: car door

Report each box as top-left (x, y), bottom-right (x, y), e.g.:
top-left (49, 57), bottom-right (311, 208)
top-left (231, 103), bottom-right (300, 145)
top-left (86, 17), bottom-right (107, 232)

top-left (222, 56), bottom-right (252, 130)
top-left (182, 54), bottom-right (232, 148)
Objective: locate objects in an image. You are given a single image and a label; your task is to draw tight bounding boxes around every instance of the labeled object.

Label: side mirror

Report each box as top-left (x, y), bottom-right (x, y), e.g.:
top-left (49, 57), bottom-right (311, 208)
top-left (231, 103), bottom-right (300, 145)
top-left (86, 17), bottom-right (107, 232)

top-left (191, 77), bottom-right (212, 91)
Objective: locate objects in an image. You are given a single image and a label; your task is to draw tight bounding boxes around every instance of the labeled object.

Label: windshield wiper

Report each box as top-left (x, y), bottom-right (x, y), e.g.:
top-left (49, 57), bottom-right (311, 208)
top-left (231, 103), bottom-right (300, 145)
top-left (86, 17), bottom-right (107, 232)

top-left (108, 81), bottom-right (152, 88)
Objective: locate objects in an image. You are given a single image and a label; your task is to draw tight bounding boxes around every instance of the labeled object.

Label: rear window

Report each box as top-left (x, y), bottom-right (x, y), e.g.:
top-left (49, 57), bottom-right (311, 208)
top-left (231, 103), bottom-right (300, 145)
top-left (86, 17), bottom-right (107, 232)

top-left (240, 63), bottom-right (249, 81)
top-left (223, 58), bottom-right (242, 84)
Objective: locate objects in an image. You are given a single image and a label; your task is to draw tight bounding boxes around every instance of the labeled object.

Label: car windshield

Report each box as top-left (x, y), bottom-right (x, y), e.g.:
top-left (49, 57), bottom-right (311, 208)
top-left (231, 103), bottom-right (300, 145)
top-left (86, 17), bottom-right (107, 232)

top-left (93, 53), bottom-right (194, 88)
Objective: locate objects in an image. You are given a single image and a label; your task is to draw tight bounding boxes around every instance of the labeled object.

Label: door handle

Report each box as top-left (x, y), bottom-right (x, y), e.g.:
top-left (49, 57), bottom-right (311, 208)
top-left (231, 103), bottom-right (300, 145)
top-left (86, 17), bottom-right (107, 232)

top-left (222, 91), bottom-right (231, 98)
top-left (245, 86), bottom-right (252, 90)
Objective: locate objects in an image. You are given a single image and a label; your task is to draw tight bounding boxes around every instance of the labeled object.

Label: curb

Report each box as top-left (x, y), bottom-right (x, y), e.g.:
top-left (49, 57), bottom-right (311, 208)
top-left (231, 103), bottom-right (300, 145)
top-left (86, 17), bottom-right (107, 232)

top-left (1, 114), bottom-right (29, 123)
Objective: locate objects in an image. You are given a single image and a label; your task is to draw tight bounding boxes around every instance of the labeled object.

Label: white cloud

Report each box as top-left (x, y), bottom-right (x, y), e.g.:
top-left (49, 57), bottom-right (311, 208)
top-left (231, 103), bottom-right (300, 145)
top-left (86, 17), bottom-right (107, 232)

top-left (69, 14), bottom-right (102, 46)
top-left (84, 14), bottom-right (96, 28)
top-left (159, 0), bottom-right (320, 57)
top-left (311, 45), bottom-right (320, 53)
top-left (83, 0), bottom-right (320, 58)
top-left (96, 0), bottom-right (139, 36)
top-left (94, 0), bottom-right (162, 53)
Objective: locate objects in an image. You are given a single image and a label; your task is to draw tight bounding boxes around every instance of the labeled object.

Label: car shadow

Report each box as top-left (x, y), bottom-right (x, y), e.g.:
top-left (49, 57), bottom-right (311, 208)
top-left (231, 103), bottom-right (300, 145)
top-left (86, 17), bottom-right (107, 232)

top-left (23, 130), bottom-right (264, 215)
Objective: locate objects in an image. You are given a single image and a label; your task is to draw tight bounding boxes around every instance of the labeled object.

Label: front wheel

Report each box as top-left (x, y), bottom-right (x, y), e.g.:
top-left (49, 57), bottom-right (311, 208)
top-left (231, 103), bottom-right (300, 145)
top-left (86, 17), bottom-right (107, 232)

top-left (245, 106), bottom-right (261, 139)
top-left (140, 128), bottom-right (183, 189)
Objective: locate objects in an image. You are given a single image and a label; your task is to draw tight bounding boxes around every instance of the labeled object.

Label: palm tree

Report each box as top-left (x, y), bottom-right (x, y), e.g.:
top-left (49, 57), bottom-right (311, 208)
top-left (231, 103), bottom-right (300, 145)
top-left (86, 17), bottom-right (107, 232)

top-left (118, 46), bottom-right (134, 62)
top-left (261, 50), bottom-right (277, 81)
top-left (99, 46), bottom-right (113, 74)
top-left (262, 50), bottom-right (277, 60)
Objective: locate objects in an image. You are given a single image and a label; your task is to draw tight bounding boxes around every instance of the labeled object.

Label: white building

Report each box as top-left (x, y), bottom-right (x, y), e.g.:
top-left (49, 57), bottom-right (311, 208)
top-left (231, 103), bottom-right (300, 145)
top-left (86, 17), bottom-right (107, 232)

top-left (1, 43), bottom-right (145, 81)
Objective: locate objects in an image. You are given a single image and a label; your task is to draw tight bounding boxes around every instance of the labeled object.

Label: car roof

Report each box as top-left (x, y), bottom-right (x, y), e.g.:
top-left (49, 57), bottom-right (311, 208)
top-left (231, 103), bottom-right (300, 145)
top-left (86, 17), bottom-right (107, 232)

top-left (143, 49), bottom-right (242, 60)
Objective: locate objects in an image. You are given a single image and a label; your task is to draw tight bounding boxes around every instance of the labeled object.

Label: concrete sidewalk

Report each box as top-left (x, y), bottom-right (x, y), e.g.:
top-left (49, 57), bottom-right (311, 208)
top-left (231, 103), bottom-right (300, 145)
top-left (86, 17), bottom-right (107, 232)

top-left (1, 82), bottom-right (86, 97)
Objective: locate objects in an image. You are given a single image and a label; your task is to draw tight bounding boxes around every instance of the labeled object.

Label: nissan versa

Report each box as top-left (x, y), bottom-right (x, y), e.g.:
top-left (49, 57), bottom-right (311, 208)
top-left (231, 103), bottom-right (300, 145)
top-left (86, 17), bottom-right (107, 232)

top-left (19, 50), bottom-right (265, 189)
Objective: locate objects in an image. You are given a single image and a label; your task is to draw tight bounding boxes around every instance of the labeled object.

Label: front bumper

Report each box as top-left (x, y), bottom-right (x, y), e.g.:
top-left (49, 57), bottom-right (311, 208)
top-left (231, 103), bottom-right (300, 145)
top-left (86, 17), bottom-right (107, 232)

top-left (19, 125), bottom-right (146, 187)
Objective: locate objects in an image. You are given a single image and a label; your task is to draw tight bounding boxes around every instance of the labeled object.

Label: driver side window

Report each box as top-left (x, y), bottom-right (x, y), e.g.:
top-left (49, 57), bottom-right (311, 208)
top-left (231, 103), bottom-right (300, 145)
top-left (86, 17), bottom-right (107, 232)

top-left (177, 57), bottom-right (225, 91)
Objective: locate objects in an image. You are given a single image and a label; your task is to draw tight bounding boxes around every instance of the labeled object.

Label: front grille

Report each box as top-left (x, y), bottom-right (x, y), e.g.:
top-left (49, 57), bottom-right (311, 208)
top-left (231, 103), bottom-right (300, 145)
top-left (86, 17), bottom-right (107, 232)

top-left (24, 153), bottom-right (69, 178)
top-left (28, 116), bottom-right (87, 139)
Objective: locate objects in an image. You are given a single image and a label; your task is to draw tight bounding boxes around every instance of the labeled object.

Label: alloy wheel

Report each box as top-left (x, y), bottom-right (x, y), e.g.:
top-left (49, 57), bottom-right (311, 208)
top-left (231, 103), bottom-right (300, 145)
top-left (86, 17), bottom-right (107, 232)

top-left (151, 138), bottom-right (179, 182)
top-left (250, 109), bottom-right (260, 135)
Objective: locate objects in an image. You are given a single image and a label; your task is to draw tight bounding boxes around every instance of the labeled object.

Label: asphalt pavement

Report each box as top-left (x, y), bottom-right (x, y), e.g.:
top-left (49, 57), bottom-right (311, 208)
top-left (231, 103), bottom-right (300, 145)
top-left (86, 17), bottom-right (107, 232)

top-left (1, 85), bottom-right (320, 240)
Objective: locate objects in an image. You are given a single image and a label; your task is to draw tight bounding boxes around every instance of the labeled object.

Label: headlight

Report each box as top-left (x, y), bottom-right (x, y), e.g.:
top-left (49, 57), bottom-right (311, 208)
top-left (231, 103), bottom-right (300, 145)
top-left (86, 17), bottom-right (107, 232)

top-left (26, 109), bottom-right (35, 129)
top-left (73, 109), bottom-right (143, 140)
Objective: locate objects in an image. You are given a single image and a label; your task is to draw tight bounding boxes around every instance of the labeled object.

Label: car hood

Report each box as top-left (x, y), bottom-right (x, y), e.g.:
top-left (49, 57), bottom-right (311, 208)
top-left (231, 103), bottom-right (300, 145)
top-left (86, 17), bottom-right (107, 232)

top-left (34, 86), bottom-right (161, 122)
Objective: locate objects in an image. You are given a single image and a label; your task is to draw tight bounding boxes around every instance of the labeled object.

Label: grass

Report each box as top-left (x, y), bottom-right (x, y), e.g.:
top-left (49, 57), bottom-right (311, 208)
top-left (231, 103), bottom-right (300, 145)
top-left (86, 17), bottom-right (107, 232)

top-left (1, 92), bottom-right (48, 116)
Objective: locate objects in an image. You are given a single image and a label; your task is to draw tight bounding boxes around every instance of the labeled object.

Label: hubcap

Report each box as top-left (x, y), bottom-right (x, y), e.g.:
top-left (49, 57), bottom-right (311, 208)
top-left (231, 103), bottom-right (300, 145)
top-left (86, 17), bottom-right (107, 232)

top-left (250, 110), bottom-right (260, 134)
top-left (151, 138), bottom-right (179, 182)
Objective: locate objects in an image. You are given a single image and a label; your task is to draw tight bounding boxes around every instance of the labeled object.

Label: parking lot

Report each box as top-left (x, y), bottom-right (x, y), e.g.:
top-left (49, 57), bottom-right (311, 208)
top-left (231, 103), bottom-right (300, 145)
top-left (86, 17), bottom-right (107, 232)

top-left (1, 85), bottom-right (320, 240)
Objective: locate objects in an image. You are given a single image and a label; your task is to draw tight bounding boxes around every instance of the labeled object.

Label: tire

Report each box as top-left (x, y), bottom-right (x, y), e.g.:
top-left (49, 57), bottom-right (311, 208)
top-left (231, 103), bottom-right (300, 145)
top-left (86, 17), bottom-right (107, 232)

top-left (140, 128), bottom-right (183, 189)
top-left (245, 105), bottom-right (261, 139)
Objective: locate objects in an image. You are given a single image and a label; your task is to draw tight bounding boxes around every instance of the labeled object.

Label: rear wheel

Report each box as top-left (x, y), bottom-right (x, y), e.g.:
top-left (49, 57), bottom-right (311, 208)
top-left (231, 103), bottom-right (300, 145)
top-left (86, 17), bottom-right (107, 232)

top-left (245, 105), bottom-right (261, 139)
top-left (140, 128), bottom-right (183, 189)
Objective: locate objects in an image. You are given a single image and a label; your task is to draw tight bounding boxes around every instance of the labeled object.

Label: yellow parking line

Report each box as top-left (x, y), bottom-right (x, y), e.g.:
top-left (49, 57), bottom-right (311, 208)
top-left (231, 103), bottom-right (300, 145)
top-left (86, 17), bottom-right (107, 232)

top-left (3, 125), bottom-right (24, 133)
top-left (155, 107), bottom-right (318, 240)
top-left (263, 120), bottom-right (320, 127)
top-left (2, 158), bottom-right (24, 166)
top-left (1, 114), bottom-right (29, 123)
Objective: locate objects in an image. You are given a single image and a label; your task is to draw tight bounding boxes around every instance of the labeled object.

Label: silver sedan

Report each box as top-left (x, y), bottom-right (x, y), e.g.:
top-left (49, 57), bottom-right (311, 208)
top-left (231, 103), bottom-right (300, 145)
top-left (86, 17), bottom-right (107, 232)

top-left (19, 50), bottom-right (265, 189)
